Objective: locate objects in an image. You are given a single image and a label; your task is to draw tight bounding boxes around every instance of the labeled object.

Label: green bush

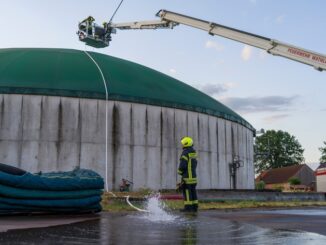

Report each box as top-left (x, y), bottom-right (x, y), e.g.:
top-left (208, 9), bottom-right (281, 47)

top-left (255, 181), bottom-right (265, 190)
top-left (274, 184), bottom-right (284, 191)
top-left (288, 177), bottom-right (301, 185)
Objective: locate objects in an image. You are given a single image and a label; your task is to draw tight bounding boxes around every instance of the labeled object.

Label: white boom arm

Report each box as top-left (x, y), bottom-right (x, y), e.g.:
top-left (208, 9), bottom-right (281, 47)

top-left (109, 9), bottom-right (326, 71)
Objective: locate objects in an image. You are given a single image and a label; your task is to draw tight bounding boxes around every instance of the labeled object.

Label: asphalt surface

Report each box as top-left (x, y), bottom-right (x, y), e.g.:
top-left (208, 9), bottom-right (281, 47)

top-left (0, 214), bottom-right (99, 233)
top-left (0, 209), bottom-right (325, 244)
top-left (207, 208), bottom-right (326, 236)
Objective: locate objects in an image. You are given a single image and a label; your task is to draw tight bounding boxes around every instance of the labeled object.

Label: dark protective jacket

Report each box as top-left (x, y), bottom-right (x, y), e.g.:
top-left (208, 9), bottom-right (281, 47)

top-left (178, 146), bottom-right (197, 184)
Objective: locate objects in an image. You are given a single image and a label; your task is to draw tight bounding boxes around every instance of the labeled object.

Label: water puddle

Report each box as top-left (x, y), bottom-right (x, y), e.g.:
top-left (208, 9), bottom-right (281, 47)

top-left (256, 209), bottom-right (326, 216)
top-left (1, 205), bottom-right (326, 244)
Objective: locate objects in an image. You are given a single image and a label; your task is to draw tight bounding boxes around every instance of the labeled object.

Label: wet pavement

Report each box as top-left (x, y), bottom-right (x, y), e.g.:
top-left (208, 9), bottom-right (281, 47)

top-left (0, 209), bottom-right (326, 244)
top-left (0, 214), bottom-right (99, 233)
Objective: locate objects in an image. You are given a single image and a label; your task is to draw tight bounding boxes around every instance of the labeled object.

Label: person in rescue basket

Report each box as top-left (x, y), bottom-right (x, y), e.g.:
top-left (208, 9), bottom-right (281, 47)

top-left (177, 136), bottom-right (198, 212)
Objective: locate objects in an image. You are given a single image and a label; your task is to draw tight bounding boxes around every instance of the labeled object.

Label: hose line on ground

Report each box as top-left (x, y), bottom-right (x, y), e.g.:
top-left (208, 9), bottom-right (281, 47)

top-left (126, 196), bottom-right (149, 212)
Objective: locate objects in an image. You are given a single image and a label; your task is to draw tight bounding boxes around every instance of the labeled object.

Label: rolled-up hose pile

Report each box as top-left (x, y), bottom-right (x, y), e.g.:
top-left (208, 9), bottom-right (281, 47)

top-left (0, 163), bottom-right (104, 215)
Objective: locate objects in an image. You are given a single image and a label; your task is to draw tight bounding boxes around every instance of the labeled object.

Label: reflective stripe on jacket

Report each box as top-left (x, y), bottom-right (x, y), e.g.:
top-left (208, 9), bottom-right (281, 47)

top-left (178, 147), bottom-right (197, 184)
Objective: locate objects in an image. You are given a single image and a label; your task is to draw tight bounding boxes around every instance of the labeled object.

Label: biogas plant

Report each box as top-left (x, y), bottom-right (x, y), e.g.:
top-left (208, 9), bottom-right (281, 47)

top-left (1, 9), bottom-right (325, 192)
top-left (0, 48), bottom-right (255, 190)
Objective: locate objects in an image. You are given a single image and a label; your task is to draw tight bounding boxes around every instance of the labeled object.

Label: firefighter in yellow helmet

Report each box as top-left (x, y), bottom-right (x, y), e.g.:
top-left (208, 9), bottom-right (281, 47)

top-left (177, 136), bottom-right (198, 212)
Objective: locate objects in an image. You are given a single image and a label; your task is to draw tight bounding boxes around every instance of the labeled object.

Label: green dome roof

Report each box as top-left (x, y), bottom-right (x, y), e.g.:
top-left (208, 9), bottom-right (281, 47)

top-left (0, 48), bottom-right (253, 130)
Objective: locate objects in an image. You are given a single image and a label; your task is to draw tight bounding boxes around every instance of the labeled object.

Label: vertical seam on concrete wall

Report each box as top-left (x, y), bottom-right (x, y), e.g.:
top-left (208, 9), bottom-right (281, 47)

top-left (37, 96), bottom-right (44, 171)
top-left (197, 114), bottom-right (200, 146)
top-left (186, 110), bottom-right (189, 136)
top-left (130, 104), bottom-right (134, 185)
top-left (160, 108), bottom-right (163, 188)
top-left (225, 121), bottom-right (230, 189)
top-left (172, 109), bottom-right (176, 186)
top-left (174, 109), bottom-right (178, 183)
top-left (231, 124), bottom-right (235, 158)
top-left (77, 99), bottom-right (82, 168)
top-left (207, 116), bottom-right (213, 188)
top-left (216, 118), bottom-right (219, 188)
top-left (0, 95), bottom-right (4, 129)
top-left (145, 106), bottom-right (148, 187)
top-left (39, 97), bottom-right (44, 142)
top-left (18, 95), bottom-right (24, 168)
top-left (57, 98), bottom-right (62, 170)
top-left (112, 102), bottom-right (118, 189)
top-left (197, 112), bottom-right (201, 187)
top-left (231, 124), bottom-right (236, 189)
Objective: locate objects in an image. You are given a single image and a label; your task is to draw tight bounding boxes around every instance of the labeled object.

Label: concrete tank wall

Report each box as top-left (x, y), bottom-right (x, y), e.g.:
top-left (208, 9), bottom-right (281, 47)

top-left (0, 94), bottom-right (255, 190)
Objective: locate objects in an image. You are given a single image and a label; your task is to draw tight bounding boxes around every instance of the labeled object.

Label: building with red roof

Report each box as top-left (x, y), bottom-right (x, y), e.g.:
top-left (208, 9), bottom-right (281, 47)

top-left (256, 164), bottom-right (315, 191)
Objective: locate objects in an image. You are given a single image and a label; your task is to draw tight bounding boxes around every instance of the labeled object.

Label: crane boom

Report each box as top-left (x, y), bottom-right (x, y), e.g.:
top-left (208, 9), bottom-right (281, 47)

top-left (77, 9), bottom-right (326, 71)
top-left (110, 19), bottom-right (177, 30)
top-left (156, 10), bottom-right (326, 72)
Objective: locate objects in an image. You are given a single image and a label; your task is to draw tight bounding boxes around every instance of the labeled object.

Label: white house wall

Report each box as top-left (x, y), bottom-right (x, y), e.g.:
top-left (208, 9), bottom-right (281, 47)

top-left (316, 166), bottom-right (326, 192)
top-left (317, 175), bottom-right (326, 192)
top-left (0, 94), bottom-right (255, 190)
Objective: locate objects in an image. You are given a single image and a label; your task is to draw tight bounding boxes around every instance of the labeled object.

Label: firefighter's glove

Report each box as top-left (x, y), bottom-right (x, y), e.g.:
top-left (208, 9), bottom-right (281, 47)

top-left (176, 181), bottom-right (185, 192)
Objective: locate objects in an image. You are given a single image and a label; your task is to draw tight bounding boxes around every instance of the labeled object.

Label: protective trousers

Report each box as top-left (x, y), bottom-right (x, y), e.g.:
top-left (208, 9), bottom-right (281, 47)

top-left (182, 183), bottom-right (198, 211)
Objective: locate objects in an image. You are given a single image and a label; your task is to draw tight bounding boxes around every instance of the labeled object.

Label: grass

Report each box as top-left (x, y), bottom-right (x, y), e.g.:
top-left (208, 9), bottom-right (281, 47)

top-left (196, 200), bottom-right (326, 210)
top-left (101, 198), bottom-right (135, 212)
top-left (101, 191), bottom-right (326, 212)
top-left (101, 190), bottom-right (152, 212)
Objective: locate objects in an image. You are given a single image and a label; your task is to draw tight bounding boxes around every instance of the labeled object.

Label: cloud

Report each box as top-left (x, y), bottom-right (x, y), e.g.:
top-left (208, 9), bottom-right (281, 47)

top-left (224, 82), bottom-right (237, 89)
top-left (249, 0), bottom-right (257, 4)
top-left (241, 45), bottom-right (252, 61)
top-left (205, 40), bottom-right (224, 52)
top-left (263, 114), bottom-right (290, 123)
top-left (199, 83), bottom-right (228, 96)
top-left (169, 68), bottom-right (176, 74)
top-left (220, 95), bottom-right (298, 113)
top-left (275, 15), bottom-right (285, 24)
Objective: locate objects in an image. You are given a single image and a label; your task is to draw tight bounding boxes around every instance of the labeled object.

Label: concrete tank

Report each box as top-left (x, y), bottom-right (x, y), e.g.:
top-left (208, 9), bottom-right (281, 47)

top-left (0, 48), bottom-right (255, 190)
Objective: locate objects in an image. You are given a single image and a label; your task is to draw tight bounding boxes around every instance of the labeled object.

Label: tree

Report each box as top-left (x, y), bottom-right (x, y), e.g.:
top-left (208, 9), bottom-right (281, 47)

top-left (288, 177), bottom-right (301, 185)
top-left (255, 181), bottom-right (265, 190)
top-left (319, 141), bottom-right (326, 163)
top-left (254, 130), bottom-right (304, 174)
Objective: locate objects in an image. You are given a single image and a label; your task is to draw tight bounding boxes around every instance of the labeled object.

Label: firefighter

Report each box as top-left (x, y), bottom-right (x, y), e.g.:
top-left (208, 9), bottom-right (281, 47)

top-left (178, 136), bottom-right (198, 212)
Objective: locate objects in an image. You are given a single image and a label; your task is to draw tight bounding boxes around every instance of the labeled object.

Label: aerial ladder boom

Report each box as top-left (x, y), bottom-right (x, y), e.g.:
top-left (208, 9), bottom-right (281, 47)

top-left (156, 10), bottom-right (326, 72)
top-left (78, 9), bottom-right (326, 71)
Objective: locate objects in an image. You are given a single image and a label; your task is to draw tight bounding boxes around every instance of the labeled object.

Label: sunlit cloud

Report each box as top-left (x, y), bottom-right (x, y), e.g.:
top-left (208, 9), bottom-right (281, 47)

top-left (200, 84), bottom-right (227, 96)
top-left (220, 95), bottom-right (298, 114)
top-left (205, 40), bottom-right (224, 52)
top-left (263, 114), bottom-right (290, 123)
top-left (223, 82), bottom-right (237, 89)
top-left (241, 45), bottom-right (252, 61)
top-left (198, 83), bottom-right (234, 96)
top-left (169, 68), bottom-right (176, 74)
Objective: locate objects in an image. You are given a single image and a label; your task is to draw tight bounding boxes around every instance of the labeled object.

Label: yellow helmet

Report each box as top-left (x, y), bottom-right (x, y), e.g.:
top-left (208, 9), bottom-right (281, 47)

top-left (181, 136), bottom-right (193, 147)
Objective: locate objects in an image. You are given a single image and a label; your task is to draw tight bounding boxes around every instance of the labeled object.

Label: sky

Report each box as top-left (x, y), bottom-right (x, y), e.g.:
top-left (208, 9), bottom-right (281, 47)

top-left (1, 0), bottom-right (325, 169)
